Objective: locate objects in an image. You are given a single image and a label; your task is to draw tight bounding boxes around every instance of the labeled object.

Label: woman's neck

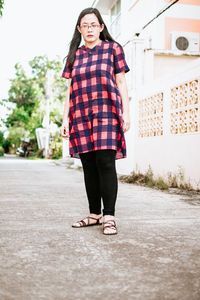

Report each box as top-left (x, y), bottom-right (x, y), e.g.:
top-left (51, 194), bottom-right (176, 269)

top-left (85, 39), bottom-right (101, 49)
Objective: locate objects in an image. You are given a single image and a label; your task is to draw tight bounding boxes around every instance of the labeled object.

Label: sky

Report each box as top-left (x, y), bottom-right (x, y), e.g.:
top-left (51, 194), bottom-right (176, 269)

top-left (0, 0), bottom-right (97, 101)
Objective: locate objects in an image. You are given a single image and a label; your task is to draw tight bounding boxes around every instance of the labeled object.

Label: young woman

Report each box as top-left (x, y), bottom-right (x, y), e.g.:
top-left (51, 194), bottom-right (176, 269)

top-left (61, 7), bottom-right (130, 235)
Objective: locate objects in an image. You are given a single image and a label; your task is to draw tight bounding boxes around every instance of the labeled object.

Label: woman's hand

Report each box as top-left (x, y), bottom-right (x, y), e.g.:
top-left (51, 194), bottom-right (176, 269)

top-left (122, 112), bottom-right (130, 133)
top-left (61, 121), bottom-right (69, 139)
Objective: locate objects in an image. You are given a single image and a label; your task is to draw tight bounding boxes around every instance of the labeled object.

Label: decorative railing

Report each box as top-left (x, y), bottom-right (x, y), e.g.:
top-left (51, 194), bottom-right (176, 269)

top-left (170, 79), bottom-right (200, 134)
top-left (138, 92), bottom-right (163, 137)
top-left (138, 78), bottom-right (200, 137)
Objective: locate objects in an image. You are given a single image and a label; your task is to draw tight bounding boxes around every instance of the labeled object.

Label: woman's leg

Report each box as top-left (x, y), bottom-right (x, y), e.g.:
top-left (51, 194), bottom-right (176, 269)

top-left (95, 149), bottom-right (118, 217)
top-left (79, 151), bottom-right (102, 215)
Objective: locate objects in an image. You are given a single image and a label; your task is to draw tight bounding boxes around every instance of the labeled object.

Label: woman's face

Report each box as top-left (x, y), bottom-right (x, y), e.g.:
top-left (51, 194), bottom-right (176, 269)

top-left (77, 13), bottom-right (104, 44)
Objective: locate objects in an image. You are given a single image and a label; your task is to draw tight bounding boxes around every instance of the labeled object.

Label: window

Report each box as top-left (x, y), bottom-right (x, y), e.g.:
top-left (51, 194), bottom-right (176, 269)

top-left (110, 0), bottom-right (121, 39)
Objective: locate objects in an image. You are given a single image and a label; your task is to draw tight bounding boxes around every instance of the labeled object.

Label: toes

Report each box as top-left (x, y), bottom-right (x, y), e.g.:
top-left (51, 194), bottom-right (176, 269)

top-left (104, 228), bottom-right (116, 233)
top-left (104, 227), bottom-right (117, 234)
top-left (72, 222), bottom-right (80, 227)
top-left (72, 219), bottom-right (89, 227)
top-left (73, 221), bottom-right (85, 227)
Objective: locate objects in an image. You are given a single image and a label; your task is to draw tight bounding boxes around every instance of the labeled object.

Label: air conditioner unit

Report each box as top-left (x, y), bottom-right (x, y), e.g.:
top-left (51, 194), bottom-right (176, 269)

top-left (170, 31), bottom-right (200, 52)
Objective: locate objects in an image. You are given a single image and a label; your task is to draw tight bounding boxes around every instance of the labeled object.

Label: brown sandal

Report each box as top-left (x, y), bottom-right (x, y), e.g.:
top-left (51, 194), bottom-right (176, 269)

top-left (103, 220), bottom-right (118, 235)
top-left (72, 215), bottom-right (102, 228)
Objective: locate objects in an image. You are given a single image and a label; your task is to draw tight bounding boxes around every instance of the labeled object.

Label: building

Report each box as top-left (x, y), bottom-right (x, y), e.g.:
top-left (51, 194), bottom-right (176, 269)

top-left (92, 0), bottom-right (200, 189)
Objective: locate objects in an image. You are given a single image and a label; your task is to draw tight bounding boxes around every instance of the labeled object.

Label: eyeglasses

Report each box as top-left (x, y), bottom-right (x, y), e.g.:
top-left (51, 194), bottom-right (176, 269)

top-left (79, 24), bottom-right (101, 30)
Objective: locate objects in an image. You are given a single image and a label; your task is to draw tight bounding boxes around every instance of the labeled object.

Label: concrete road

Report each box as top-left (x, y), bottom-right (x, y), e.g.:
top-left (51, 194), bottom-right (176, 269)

top-left (0, 155), bottom-right (200, 300)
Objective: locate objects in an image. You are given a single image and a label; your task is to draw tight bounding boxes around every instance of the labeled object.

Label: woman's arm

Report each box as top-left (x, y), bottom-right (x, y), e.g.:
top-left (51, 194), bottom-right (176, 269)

top-left (61, 78), bottom-right (72, 138)
top-left (115, 72), bottom-right (130, 133)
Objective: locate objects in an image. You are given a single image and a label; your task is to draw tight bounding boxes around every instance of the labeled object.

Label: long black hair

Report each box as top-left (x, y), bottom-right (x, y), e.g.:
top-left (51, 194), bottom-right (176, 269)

top-left (64, 7), bottom-right (119, 70)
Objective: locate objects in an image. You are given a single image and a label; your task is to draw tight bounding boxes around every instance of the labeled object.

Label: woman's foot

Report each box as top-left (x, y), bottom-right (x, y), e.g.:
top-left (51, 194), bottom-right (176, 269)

top-left (72, 213), bottom-right (102, 227)
top-left (103, 215), bottom-right (117, 235)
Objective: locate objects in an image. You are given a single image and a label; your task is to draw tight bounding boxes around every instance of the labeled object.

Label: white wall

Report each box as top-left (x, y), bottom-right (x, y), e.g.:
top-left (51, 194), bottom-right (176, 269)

top-left (94, 0), bottom-right (200, 189)
top-left (134, 133), bottom-right (200, 188)
top-left (154, 53), bottom-right (199, 79)
top-left (133, 58), bottom-right (200, 189)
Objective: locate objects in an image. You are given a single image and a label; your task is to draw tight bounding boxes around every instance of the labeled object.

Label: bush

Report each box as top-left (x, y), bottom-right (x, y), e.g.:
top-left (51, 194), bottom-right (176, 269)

top-left (2, 139), bottom-right (11, 153)
top-left (0, 146), bottom-right (4, 156)
top-left (4, 127), bottom-right (21, 153)
top-left (27, 148), bottom-right (44, 159)
top-left (50, 136), bottom-right (62, 159)
top-left (0, 131), bottom-right (4, 144)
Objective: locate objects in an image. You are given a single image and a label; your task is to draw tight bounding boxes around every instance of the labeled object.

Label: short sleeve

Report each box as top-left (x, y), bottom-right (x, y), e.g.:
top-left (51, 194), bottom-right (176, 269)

top-left (62, 60), bottom-right (72, 79)
top-left (113, 43), bottom-right (130, 74)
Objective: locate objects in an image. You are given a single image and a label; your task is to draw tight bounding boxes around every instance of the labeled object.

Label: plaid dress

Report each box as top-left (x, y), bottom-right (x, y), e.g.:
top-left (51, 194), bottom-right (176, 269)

top-left (62, 40), bottom-right (130, 160)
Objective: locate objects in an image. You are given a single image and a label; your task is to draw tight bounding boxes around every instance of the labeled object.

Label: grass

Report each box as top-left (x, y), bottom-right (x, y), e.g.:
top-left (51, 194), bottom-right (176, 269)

top-left (119, 171), bottom-right (169, 190)
top-left (27, 156), bottom-right (46, 160)
top-left (119, 165), bottom-right (199, 192)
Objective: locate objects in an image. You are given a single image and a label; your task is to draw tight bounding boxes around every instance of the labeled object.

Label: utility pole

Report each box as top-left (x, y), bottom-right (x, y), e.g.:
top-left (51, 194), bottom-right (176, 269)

top-left (44, 69), bottom-right (53, 158)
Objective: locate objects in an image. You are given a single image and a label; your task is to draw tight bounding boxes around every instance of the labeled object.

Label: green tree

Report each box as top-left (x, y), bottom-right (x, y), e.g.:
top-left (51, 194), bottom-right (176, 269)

top-left (0, 131), bottom-right (4, 145)
top-left (3, 55), bottom-right (67, 153)
top-left (8, 63), bottom-right (39, 116)
top-left (0, 130), bottom-right (5, 155)
top-left (29, 55), bottom-right (67, 103)
top-left (0, 0), bottom-right (4, 17)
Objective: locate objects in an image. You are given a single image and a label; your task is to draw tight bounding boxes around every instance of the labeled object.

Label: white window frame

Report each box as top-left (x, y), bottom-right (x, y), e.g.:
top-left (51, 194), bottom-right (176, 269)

top-left (110, 0), bottom-right (121, 39)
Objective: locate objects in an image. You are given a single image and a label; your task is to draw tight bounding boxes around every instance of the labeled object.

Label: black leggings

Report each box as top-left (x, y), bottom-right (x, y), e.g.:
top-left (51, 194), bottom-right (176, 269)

top-left (79, 149), bottom-right (118, 216)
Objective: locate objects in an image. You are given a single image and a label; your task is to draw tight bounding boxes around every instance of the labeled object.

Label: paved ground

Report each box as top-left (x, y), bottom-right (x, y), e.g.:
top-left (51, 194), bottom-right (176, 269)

top-left (0, 155), bottom-right (200, 300)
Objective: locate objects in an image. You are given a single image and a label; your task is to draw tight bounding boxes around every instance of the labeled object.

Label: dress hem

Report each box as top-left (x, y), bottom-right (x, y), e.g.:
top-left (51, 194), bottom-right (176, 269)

top-left (70, 147), bottom-right (126, 160)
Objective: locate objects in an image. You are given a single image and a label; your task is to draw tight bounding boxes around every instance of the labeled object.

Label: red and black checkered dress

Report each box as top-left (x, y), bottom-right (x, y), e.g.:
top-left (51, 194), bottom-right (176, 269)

top-left (62, 39), bottom-right (130, 160)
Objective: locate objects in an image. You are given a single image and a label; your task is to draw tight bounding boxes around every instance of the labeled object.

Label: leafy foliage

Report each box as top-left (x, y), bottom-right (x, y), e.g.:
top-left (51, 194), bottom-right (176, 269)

top-left (8, 64), bottom-right (39, 113)
top-left (0, 0), bottom-right (4, 17)
top-left (50, 135), bottom-right (63, 159)
top-left (0, 146), bottom-right (4, 156)
top-left (0, 131), bottom-right (4, 144)
top-left (2, 55), bottom-right (67, 153)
